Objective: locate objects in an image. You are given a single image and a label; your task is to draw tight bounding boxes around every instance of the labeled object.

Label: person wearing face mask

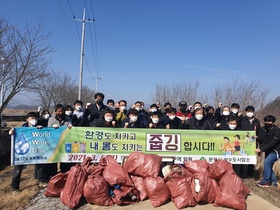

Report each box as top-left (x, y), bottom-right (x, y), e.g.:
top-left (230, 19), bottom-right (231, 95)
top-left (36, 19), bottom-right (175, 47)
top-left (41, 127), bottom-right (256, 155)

top-left (190, 101), bottom-right (203, 117)
top-left (48, 104), bottom-right (73, 174)
top-left (162, 102), bottom-right (172, 116)
top-left (11, 112), bottom-right (42, 192)
top-left (115, 100), bottom-right (128, 127)
top-left (148, 103), bottom-right (161, 114)
top-left (36, 109), bottom-right (53, 187)
top-left (121, 109), bottom-right (147, 128)
top-left (176, 101), bottom-right (192, 121)
top-left (48, 104), bottom-right (72, 128)
top-left (38, 110), bottom-right (51, 127)
top-left (183, 108), bottom-right (211, 130)
top-left (65, 105), bottom-right (74, 118)
top-left (130, 101), bottom-right (148, 117)
top-left (96, 110), bottom-right (117, 127)
top-left (216, 106), bottom-right (232, 130)
top-left (240, 105), bottom-right (261, 178)
top-left (158, 108), bottom-right (183, 129)
top-left (205, 106), bottom-right (220, 129)
top-left (221, 117), bottom-right (243, 178)
top-left (256, 115), bottom-right (280, 187)
top-left (81, 92), bottom-right (109, 127)
top-left (148, 112), bottom-right (161, 129)
top-left (148, 103), bottom-right (162, 120)
top-left (227, 118), bottom-right (239, 130)
top-left (72, 100), bottom-right (84, 126)
top-left (106, 99), bottom-right (115, 111)
top-left (230, 103), bottom-right (243, 128)
top-left (240, 106), bottom-right (261, 132)
top-left (129, 101), bottom-right (148, 126)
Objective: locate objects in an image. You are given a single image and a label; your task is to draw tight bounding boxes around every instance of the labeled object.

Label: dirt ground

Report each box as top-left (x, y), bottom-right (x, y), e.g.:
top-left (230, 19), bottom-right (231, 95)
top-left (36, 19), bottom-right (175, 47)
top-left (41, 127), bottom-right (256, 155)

top-left (0, 165), bottom-right (279, 210)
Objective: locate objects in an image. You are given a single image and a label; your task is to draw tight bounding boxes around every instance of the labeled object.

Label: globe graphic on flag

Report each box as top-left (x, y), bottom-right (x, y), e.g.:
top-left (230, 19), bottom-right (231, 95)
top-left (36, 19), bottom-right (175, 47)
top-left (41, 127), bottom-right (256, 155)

top-left (15, 132), bottom-right (30, 155)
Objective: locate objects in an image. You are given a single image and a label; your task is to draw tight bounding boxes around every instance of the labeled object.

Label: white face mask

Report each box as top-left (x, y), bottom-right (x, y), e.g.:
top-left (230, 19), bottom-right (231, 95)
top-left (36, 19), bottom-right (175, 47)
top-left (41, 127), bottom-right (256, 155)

top-left (120, 106), bottom-right (126, 110)
top-left (108, 106), bottom-right (114, 110)
top-left (65, 111), bottom-right (72, 116)
top-left (231, 109), bottom-right (238, 114)
top-left (135, 107), bottom-right (140, 111)
top-left (105, 116), bottom-right (113, 122)
top-left (43, 114), bottom-right (50, 119)
top-left (246, 112), bottom-right (254, 118)
top-left (76, 106), bottom-right (82, 111)
top-left (130, 116), bottom-right (138, 123)
top-left (29, 119), bottom-right (37, 126)
top-left (229, 124), bottom-right (237, 130)
top-left (223, 111), bottom-right (230, 116)
top-left (169, 115), bottom-right (176, 120)
top-left (152, 118), bottom-right (159, 124)
top-left (150, 108), bottom-right (157, 113)
top-left (195, 114), bottom-right (203, 121)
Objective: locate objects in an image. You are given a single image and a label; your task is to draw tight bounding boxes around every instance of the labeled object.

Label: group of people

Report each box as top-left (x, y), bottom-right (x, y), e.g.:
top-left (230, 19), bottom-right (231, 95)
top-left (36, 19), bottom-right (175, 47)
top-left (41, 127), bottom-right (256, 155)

top-left (10, 92), bottom-right (280, 192)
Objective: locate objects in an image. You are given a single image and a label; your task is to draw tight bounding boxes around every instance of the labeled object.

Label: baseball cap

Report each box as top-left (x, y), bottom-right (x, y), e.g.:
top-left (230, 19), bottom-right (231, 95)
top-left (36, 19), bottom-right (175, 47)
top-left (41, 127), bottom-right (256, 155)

top-left (179, 101), bottom-right (187, 107)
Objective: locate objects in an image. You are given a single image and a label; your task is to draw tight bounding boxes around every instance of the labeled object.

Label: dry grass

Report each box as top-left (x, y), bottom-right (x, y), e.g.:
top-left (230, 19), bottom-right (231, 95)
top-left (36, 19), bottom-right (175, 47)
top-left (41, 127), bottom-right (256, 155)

top-left (0, 166), bottom-right (39, 210)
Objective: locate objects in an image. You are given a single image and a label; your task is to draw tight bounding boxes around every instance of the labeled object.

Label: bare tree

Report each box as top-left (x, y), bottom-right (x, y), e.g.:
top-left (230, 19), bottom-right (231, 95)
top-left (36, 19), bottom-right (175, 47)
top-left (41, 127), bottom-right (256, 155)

top-left (211, 77), bottom-right (271, 112)
top-left (34, 69), bottom-right (95, 112)
top-left (151, 77), bottom-right (203, 108)
top-left (152, 76), bottom-right (271, 114)
top-left (0, 18), bottom-right (53, 113)
top-left (152, 83), bottom-right (171, 107)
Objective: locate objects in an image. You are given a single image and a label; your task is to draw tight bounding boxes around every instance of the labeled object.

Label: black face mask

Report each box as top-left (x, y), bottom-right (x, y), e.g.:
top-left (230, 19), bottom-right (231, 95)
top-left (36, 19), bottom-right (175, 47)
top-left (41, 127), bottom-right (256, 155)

top-left (207, 113), bottom-right (213, 118)
top-left (96, 99), bottom-right (103, 105)
top-left (180, 107), bottom-right (186, 112)
top-left (164, 108), bottom-right (171, 113)
top-left (264, 123), bottom-right (273, 130)
top-left (57, 113), bottom-right (65, 119)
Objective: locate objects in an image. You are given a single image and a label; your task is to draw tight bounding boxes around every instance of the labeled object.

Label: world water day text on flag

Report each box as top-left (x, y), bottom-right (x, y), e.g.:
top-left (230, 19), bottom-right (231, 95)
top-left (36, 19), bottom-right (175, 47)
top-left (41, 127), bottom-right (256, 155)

top-left (11, 127), bottom-right (257, 165)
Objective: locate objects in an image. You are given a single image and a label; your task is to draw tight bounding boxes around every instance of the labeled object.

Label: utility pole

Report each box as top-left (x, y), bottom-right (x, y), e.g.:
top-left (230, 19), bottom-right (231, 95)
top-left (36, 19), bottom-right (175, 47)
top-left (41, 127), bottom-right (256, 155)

top-left (74, 8), bottom-right (95, 100)
top-left (93, 72), bottom-right (101, 93)
top-left (0, 57), bottom-right (4, 125)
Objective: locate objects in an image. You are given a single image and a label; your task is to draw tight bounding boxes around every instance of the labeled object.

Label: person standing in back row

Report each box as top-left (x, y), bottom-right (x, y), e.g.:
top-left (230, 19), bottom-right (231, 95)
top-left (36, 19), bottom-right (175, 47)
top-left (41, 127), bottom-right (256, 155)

top-left (256, 115), bottom-right (280, 187)
top-left (81, 92), bottom-right (108, 127)
top-left (72, 100), bottom-right (84, 126)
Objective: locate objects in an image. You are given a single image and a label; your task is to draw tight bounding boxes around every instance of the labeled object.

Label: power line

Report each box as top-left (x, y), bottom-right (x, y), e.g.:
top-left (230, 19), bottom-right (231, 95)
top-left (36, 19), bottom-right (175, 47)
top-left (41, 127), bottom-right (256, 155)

top-left (57, 0), bottom-right (80, 47)
top-left (84, 0), bottom-right (101, 88)
top-left (82, 0), bottom-right (100, 84)
top-left (66, 0), bottom-right (82, 43)
top-left (88, 0), bottom-right (100, 73)
top-left (90, 1), bottom-right (99, 72)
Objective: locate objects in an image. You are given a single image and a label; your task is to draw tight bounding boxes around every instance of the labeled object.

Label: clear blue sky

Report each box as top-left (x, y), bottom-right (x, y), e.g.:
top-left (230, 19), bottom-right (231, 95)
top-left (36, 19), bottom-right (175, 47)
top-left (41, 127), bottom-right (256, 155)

top-left (1, 0), bottom-right (280, 107)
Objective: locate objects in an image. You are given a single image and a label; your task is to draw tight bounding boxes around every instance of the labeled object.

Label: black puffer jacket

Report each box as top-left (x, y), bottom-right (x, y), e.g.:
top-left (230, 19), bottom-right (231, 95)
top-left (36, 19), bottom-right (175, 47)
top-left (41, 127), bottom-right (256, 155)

top-left (258, 125), bottom-right (280, 155)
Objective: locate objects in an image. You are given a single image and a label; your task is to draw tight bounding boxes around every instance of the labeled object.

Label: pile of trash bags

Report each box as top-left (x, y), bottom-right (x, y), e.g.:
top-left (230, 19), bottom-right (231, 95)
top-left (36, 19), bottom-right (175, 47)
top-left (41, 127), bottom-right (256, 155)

top-left (44, 152), bottom-right (251, 210)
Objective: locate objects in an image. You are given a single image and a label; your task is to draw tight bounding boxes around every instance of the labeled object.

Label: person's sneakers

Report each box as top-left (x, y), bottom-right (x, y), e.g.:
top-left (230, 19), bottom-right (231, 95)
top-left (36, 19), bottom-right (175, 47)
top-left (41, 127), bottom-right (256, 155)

top-left (39, 182), bottom-right (48, 188)
top-left (272, 182), bottom-right (278, 187)
top-left (256, 181), bottom-right (271, 187)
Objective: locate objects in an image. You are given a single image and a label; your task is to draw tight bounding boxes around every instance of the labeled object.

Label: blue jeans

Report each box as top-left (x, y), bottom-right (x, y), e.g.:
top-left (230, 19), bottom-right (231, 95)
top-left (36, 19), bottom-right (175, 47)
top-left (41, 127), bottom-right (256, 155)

top-left (263, 152), bottom-right (279, 184)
